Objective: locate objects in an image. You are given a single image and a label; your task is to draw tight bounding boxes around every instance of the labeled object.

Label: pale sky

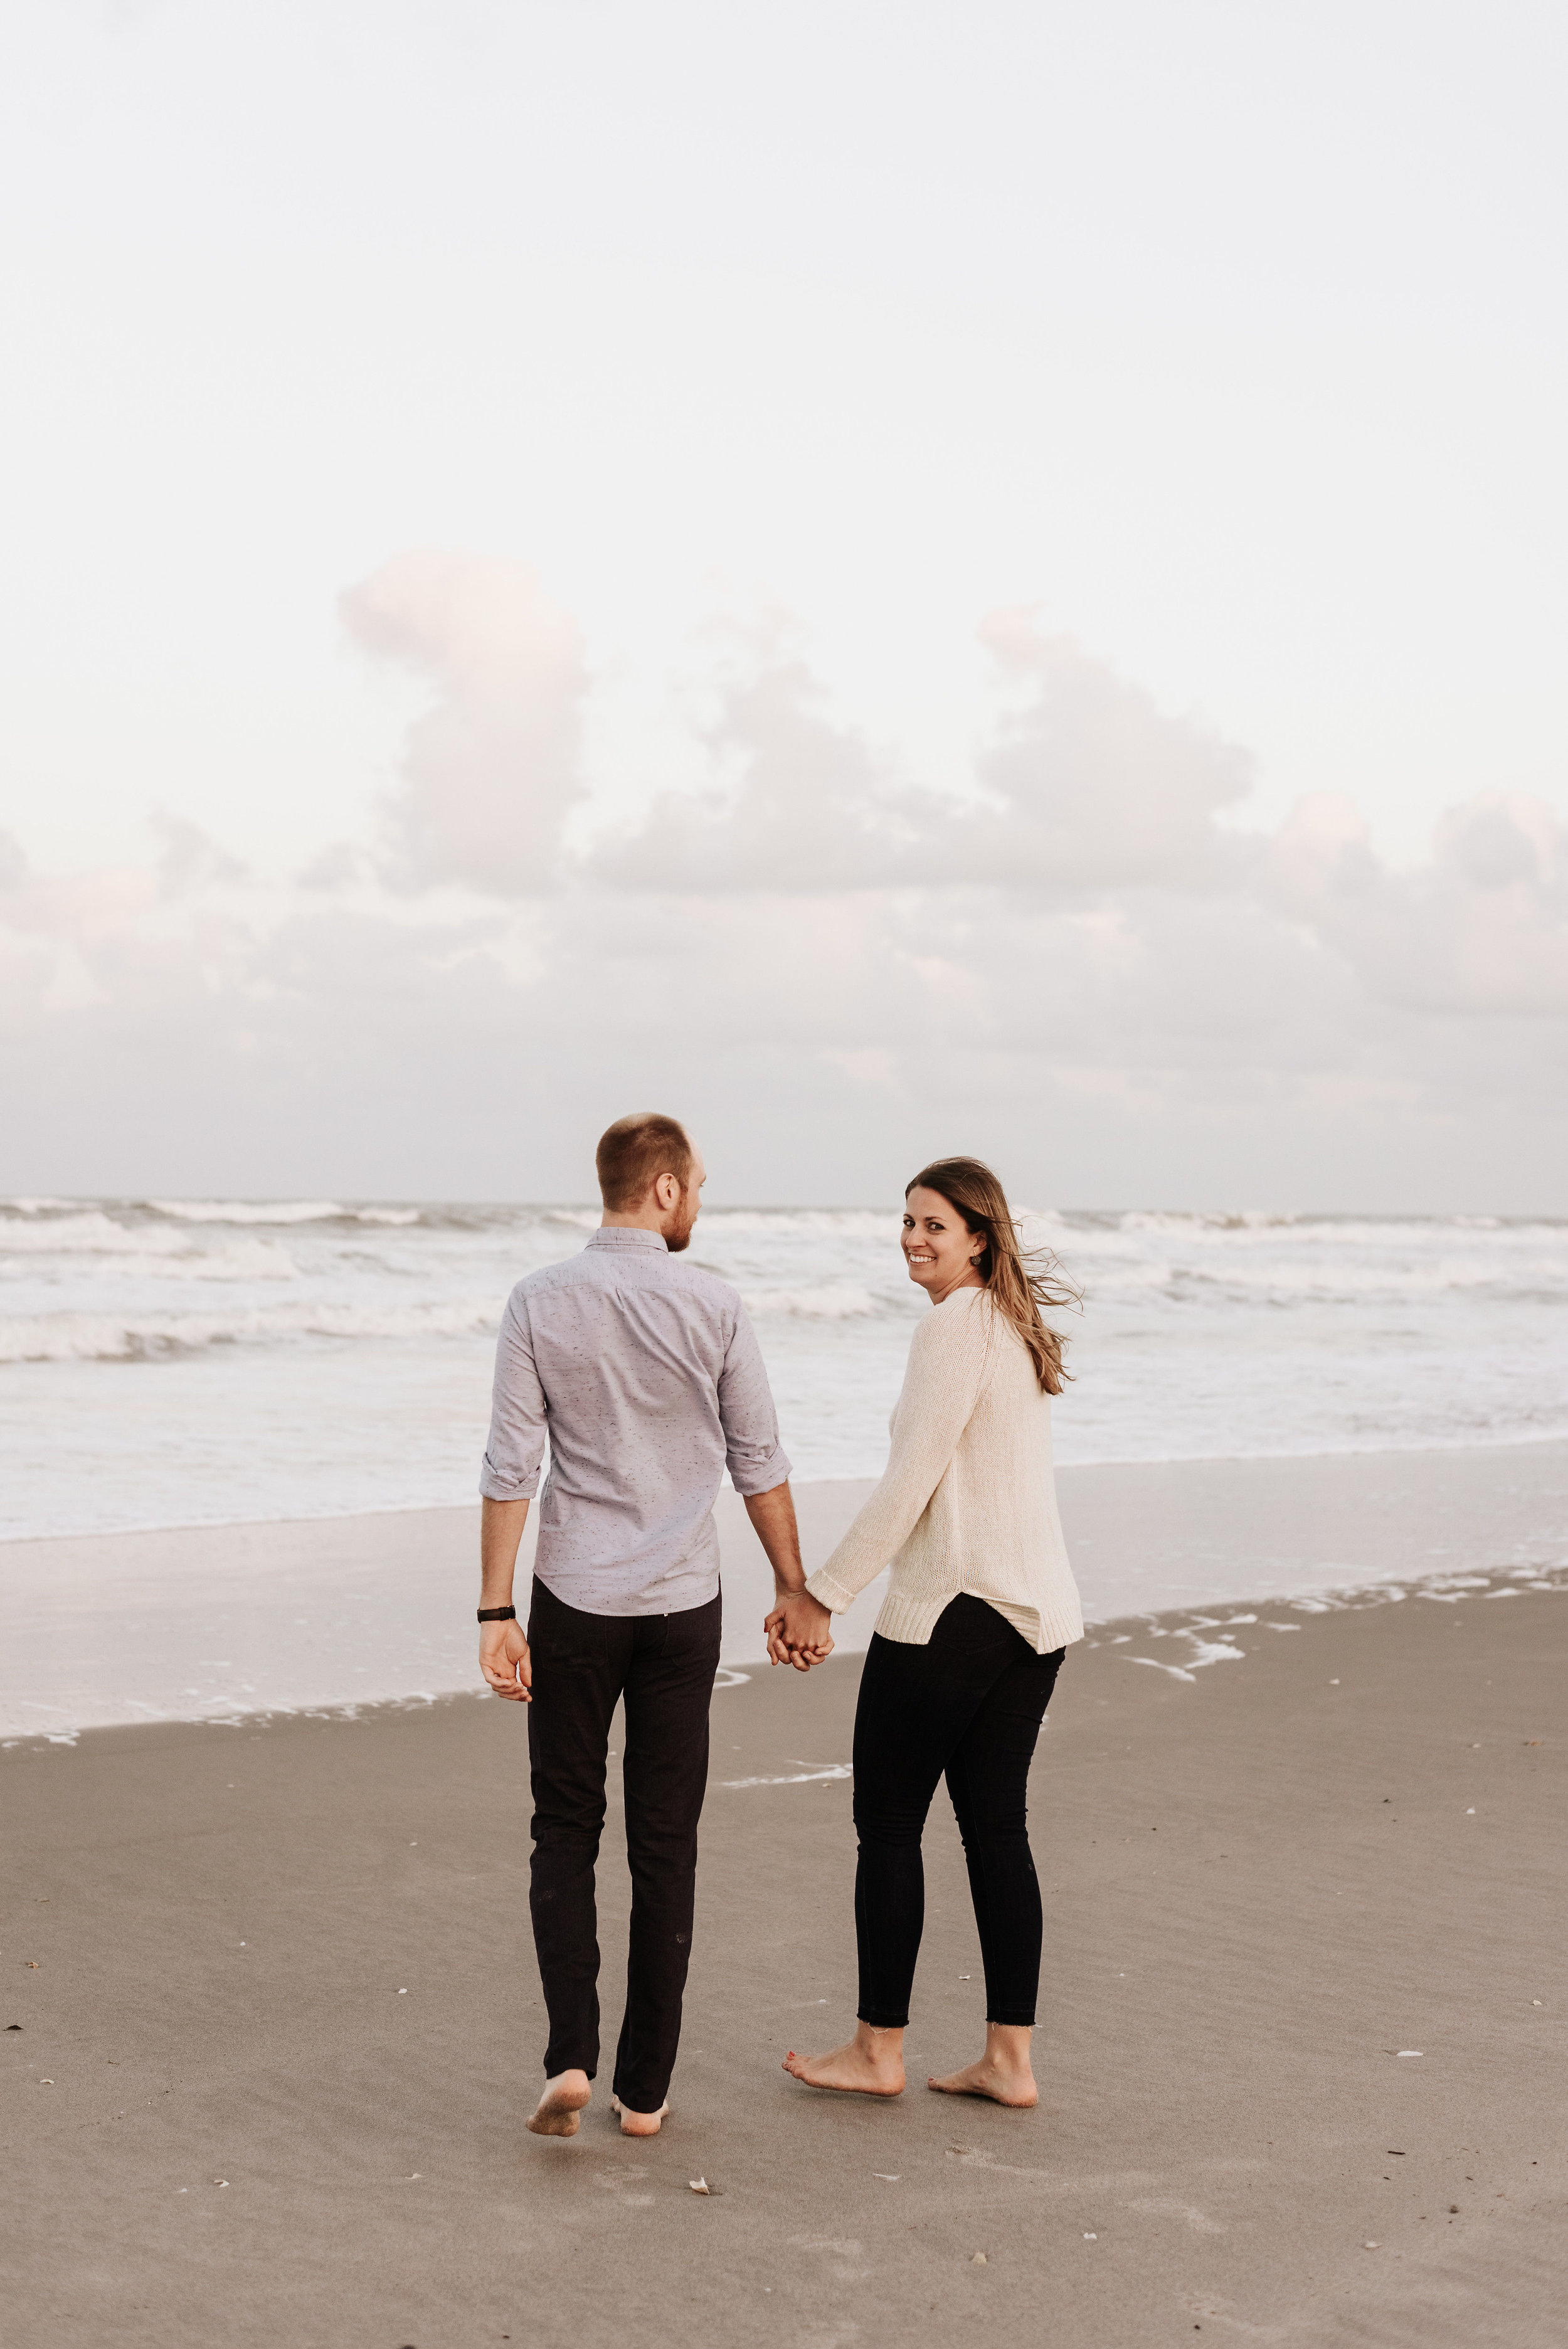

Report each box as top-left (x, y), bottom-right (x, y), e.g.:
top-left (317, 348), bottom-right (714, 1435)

top-left (2, 0), bottom-right (1565, 1207)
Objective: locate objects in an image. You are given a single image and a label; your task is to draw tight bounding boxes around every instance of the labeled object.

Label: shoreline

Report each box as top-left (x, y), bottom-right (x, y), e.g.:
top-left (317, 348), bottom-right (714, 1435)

top-left (4, 1440), bottom-right (1567, 1742)
top-left (6, 1543), bottom-right (1565, 1754)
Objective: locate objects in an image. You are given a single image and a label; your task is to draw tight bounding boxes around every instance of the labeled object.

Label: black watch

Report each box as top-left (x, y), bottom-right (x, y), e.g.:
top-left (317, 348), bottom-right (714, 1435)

top-left (477, 1604), bottom-right (517, 1623)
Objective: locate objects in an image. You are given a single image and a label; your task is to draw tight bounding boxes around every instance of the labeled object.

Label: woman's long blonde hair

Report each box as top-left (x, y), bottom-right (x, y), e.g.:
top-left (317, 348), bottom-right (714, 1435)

top-left (906, 1156), bottom-right (1079, 1394)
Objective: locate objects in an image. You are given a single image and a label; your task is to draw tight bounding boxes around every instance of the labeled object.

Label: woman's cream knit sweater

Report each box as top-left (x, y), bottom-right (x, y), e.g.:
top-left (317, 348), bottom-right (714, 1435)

top-left (805, 1285), bottom-right (1083, 1653)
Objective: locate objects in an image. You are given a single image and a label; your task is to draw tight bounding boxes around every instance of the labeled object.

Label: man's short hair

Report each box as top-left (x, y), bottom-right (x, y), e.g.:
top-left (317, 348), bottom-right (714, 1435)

top-left (595, 1113), bottom-right (694, 1212)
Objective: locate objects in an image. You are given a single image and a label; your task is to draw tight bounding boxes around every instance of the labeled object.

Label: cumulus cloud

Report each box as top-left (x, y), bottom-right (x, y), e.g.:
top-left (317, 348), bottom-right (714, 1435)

top-left (590, 613), bottom-right (1254, 896)
top-left (149, 811), bottom-right (248, 897)
top-left (590, 641), bottom-right (903, 892)
top-left (341, 550), bottom-right (586, 894)
top-left (958, 613), bottom-right (1254, 892)
top-left (1269, 789), bottom-right (1568, 1017)
top-left (3, 558), bottom-right (1565, 1206)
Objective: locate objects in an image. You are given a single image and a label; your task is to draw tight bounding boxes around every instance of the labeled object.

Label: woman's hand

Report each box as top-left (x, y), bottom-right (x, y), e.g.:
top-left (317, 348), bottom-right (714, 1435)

top-left (480, 1618), bottom-right (533, 1700)
top-left (765, 1590), bottom-right (835, 1672)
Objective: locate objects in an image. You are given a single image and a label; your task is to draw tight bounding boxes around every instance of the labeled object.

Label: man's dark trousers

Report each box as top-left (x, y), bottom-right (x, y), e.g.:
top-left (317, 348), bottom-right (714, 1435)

top-left (526, 1577), bottom-right (721, 2113)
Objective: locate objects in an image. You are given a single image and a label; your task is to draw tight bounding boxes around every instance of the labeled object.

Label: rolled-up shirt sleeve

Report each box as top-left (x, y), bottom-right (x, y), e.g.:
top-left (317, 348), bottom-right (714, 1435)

top-left (479, 1288), bottom-right (549, 1501)
top-left (716, 1303), bottom-right (792, 1495)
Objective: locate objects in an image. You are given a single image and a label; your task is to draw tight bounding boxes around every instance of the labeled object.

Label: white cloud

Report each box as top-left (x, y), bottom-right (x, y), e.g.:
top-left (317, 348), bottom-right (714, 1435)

top-left (3, 566), bottom-right (1565, 1208)
top-left (149, 812), bottom-right (248, 898)
top-left (588, 614), bottom-right (1253, 897)
top-left (340, 551), bottom-right (586, 895)
top-left (1269, 789), bottom-right (1568, 1017)
top-left (589, 636), bottom-right (899, 893)
top-left (955, 613), bottom-right (1254, 893)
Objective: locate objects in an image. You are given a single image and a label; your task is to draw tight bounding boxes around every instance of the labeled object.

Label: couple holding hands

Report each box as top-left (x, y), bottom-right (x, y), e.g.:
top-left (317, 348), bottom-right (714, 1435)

top-left (477, 1113), bottom-right (1083, 2140)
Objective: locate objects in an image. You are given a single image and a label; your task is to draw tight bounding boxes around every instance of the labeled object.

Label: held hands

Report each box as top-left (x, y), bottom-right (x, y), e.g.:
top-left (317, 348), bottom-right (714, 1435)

top-left (480, 1618), bottom-right (533, 1701)
top-left (765, 1588), bottom-right (835, 1673)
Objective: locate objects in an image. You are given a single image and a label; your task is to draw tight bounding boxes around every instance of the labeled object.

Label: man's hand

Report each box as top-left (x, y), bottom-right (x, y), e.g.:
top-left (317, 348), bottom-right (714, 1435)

top-left (746, 1480), bottom-right (831, 1668)
top-left (480, 1617), bottom-right (533, 1701)
top-left (479, 1495), bottom-right (531, 1699)
top-left (765, 1589), bottom-right (834, 1672)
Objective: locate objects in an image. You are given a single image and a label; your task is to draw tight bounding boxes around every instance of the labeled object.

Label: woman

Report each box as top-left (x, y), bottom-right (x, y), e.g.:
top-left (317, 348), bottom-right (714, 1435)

top-left (768, 1157), bottom-right (1082, 2109)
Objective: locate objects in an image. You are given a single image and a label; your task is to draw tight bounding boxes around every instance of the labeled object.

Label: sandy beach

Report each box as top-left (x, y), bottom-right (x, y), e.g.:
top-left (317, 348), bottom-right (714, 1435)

top-left (4, 1537), bottom-right (1564, 2347)
top-left (6, 4), bottom-right (1566, 2338)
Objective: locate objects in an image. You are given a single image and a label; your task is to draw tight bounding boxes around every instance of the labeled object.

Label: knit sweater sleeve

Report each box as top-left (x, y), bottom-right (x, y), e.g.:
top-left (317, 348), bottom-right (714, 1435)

top-left (805, 1292), bottom-right (994, 1614)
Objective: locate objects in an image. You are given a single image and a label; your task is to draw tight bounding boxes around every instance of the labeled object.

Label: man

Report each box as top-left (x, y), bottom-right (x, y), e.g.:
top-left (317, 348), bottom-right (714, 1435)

top-left (477, 1112), bottom-right (833, 2139)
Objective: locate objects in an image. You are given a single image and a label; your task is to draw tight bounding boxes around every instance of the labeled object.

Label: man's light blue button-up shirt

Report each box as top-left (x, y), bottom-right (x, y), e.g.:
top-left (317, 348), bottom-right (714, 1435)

top-left (480, 1226), bottom-right (792, 1616)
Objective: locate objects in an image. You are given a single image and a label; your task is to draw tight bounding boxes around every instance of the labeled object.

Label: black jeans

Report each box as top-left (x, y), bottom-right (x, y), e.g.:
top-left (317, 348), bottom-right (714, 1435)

top-left (852, 1594), bottom-right (1065, 2029)
top-left (526, 1577), bottom-right (721, 2112)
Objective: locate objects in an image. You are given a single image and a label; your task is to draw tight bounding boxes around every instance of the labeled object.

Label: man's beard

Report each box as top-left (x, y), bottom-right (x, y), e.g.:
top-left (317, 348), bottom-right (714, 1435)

top-left (665, 1199), bottom-right (697, 1253)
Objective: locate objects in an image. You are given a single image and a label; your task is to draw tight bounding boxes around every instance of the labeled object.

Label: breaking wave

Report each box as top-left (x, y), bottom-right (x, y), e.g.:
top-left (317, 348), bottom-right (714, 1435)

top-left (739, 1283), bottom-right (881, 1319)
top-left (0, 1296), bottom-right (501, 1364)
top-left (147, 1200), bottom-right (422, 1226)
top-left (5, 1197), bottom-right (1567, 1540)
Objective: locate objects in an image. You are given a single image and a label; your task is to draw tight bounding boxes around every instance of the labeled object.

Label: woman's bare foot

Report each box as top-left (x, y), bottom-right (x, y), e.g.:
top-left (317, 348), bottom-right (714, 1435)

top-left (927, 2020), bottom-right (1037, 2108)
top-left (783, 2020), bottom-right (906, 2096)
top-left (610, 2095), bottom-right (670, 2136)
top-left (526, 2069), bottom-right (592, 2136)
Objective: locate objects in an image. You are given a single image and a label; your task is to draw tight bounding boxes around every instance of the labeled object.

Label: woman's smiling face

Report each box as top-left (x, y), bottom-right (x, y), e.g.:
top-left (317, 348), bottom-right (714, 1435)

top-left (901, 1185), bottom-right (985, 1299)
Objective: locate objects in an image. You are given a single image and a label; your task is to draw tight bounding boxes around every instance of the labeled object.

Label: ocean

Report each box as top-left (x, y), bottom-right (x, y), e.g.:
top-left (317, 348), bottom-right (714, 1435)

top-left (4, 1196), bottom-right (1567, 1542)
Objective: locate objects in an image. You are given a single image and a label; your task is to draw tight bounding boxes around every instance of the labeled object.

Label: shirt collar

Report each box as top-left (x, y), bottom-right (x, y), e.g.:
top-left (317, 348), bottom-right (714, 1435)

top-left (586, 1226), bottom-right (670, 1253)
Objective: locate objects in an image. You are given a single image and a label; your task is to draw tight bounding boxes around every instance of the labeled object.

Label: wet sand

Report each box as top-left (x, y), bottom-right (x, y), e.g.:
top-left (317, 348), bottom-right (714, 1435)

top-left (6, 1440), bottom-right (1566, 1734)
top-left (3, 1571), bottom-right (1564, 2347)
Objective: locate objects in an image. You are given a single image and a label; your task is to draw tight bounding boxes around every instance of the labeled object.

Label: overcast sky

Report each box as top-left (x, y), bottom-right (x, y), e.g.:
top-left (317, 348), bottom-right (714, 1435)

top-left (2, 0), bottom-right (1565, 1208)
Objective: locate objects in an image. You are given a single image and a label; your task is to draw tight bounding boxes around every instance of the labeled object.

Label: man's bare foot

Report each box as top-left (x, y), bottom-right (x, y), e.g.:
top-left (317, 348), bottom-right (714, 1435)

top-left (527, 2069), bottom-right (592, 2136)
top-left (926, 2020), bottom-right (1037, 2108)
top-left (610, 2095), bottom-right (669, 2136)
top-left (783, 2020), bottom-right (905, 2096)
